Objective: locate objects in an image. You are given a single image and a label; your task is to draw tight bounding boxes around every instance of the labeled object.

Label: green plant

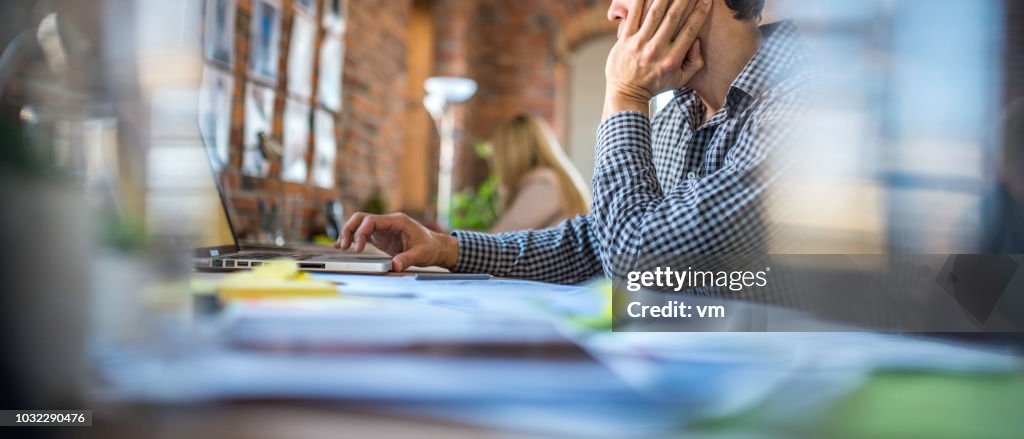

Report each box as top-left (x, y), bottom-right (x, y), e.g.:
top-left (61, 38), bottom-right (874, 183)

top-left (450, 173), bottom-right (499, 232)
top-left (361, 188), bottom-right (388, 214)
top-left (450, 141), bottom-right (499, 231)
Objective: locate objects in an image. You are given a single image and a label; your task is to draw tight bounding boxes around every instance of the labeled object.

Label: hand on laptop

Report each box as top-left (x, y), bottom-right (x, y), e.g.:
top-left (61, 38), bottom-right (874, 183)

top-left (335, 212), bottom-right (458, 272)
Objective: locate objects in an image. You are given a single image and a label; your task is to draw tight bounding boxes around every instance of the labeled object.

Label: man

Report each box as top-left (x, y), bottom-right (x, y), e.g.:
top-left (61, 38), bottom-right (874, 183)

top-left (336, 0), bottom-right (812, 284)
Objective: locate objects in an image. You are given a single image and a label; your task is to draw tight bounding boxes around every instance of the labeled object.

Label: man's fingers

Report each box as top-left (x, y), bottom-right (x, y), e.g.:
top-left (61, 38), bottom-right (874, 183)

top-left (391, 251), bottom-right (415, 272)
top-left (664, 0), bottom-right (710, 64)
top-left (680, 39), bottom-right (704, 76)
top-left (666, 0), bottom-right (710, 53)
top-left (337, 212), bottom-right (367, 250)
top-left (672, 0), bottom-right (700, 41)
top-left (623, 0), bottom-right (647, 37)
top-left (353, 214), bottom-right (408, 252)
top-left (650, 0), bottom-right (691, 44)
top-left (636, 0), bottom-right (671, 41)
top-left (353, 215), bottom-right (386, 252)
top-left (391, 236), bottom-right (433, 272)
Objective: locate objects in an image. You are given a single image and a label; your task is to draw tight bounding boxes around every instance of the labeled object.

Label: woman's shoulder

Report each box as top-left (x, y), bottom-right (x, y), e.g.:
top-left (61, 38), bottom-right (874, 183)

top-left (519, 167), bottom-right (559, 187)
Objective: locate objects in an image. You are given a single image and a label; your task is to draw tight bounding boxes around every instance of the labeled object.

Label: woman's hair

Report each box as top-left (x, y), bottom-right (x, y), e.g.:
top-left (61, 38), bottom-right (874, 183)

top-left (489, 114), bottom-right (591, 217)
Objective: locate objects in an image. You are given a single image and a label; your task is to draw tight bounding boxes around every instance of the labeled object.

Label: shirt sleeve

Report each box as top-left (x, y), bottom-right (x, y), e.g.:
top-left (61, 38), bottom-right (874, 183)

top-left (489, 172), bottom-right (562, 233)
top-left (590, 110), bottom-right (781, 278)
top-left (451, 214), bottom-right (603, 284)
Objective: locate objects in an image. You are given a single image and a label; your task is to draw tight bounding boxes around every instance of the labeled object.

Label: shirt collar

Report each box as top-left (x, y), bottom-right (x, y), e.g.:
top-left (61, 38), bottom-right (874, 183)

top-left (731, 20), bottom-right (808, 100)
top-left (673, 20), bottom-right (810, 108)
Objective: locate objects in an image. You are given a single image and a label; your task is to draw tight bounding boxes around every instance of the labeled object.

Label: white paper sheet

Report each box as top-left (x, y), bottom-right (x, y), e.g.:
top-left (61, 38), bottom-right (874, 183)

top-left (321, 0), bottom-right (345, 35)
top-left (242, 82), bottom-right (275, 177)
top-left (317, 34), bottom-right (343, 112)
top-left (203, 0), bottom-right (236, 66)
top-left (248, 0), bottom-right (282, 83)
top-left (95, 275), bottom-right (1024, 436)
top-left (198, 67), bottom-right (233, 170)
top-left (281, 98), bottom-right (310, 183)
top-left (286, 15), bottom-right (315, 99)
top-left (311, 109), bottom-right (337, 188)
top-left (95, 349), bottom-right (631, 403)
top-left (220, 297), bottom-right (569, 348)
top-left (310, 273), bottom-right (595, 318)
top-left (294, 0), bottom-right (317, 18)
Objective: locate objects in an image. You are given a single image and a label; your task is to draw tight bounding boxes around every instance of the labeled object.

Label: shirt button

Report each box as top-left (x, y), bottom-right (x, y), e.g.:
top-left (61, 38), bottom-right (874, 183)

top-left (687, 172), bottom-right (697, 179)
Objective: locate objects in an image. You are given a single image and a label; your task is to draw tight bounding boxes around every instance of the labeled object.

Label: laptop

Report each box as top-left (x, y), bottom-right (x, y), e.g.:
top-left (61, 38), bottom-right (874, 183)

top-left (192, 182), bottom-right (392, 273)
top-left (191, 153), bottom-right (392, 275)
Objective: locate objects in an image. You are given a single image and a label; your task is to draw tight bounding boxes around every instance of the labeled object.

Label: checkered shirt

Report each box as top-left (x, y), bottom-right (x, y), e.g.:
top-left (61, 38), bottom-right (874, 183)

top-left (452, 21), bottom-right (815, 284)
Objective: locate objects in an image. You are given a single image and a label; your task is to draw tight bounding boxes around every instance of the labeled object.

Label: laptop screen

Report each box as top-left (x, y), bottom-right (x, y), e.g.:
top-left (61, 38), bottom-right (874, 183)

top-left (143, 82), bottom-right (239, 259)
top-left (195, 127), bottom-right (240, 257)
top-left (195, 180), bottom-right (239, 257)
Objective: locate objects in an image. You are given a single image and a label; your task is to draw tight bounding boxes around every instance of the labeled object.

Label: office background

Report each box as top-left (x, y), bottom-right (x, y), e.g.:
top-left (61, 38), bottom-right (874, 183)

top-left (204, 0), bottom-right (621, 242)
top-left (193, 0), bottom-right (1024, 255)
top-left (2, 1), bottom-right (1023, 436)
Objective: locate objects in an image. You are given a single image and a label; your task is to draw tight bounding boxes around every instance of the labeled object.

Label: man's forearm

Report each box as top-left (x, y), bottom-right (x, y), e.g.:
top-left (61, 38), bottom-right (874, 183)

top-left (450, 216), bottom-right (604, 284)
top-left (590, 111), bottom-right (662, 273)
top-left (602, 89), bottom-right (650, 121)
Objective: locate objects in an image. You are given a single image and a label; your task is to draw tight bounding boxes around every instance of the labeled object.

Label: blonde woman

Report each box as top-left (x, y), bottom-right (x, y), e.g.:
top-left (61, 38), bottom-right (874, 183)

top-left (488, 114), bottom-right (591, 233)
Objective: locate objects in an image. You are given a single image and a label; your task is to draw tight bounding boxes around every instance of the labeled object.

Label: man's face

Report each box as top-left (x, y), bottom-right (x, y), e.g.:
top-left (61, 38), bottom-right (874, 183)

top-left (606, 0), bottom-right (716, 91)
top-left (606, 0), bottom-right (632, 39)
top-left (607, 0), bottom-right (714, 42)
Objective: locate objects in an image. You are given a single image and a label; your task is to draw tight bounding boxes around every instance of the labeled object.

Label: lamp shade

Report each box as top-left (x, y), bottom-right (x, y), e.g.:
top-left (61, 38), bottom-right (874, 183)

top-left (422, 93), bottom-right (445, 120)
top-left (424, 76), bottom-right (477, 104)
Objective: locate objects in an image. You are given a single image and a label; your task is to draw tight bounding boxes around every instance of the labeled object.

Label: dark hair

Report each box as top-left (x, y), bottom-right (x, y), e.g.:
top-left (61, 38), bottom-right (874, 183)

top-left (724, 0), bottom-right (765, 20)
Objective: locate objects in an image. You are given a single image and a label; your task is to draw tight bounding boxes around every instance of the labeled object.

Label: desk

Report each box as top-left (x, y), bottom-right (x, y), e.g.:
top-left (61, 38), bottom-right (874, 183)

top-left (83, 271), bottom-right (1024, 438)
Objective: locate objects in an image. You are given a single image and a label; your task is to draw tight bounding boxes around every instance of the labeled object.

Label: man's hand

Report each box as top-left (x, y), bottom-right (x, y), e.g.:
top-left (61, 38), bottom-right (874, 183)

top-left (335, 212), bottom-right (458, 272)
top-left (604, 0), bottom-right (711, 118)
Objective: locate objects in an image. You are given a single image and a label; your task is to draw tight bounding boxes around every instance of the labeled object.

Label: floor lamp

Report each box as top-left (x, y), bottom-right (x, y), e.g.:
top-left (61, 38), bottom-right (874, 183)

top-left (423, 76), bottom-right (476, 229)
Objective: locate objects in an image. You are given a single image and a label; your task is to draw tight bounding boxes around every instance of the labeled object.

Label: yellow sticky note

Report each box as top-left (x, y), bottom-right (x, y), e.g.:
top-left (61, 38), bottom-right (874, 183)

top-left (217, 259), bottom-right (338, 301)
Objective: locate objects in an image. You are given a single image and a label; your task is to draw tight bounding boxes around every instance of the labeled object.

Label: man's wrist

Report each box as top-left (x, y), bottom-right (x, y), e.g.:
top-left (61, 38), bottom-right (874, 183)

top-left (439, 233), bottom-right (459, 269)
top-left (603, 89), bottom-right (651, 120)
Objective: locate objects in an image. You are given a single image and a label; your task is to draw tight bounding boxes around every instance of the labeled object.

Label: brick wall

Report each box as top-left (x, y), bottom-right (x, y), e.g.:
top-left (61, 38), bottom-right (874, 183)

top-left (340, 0), bottom-right (412, 209)
top-left (434, 0), bottom-right (612, 190)
top-left (214, 0), bottom-right (611, 237)
top-left (210, 0), bottom-right (1019, 239)
top-left (218, 0), bottom-right (412, 241)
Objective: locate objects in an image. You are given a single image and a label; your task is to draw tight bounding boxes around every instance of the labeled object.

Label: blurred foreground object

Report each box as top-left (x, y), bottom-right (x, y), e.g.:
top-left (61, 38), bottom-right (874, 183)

top-left (765, 0), bottom-right (1004, 254)
top-left (979, 97), bottom-right (1024, 253)
top-left (1, 0), bottom-right (209, 409)
top-left (0, 0), bottom-right (119, 410)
